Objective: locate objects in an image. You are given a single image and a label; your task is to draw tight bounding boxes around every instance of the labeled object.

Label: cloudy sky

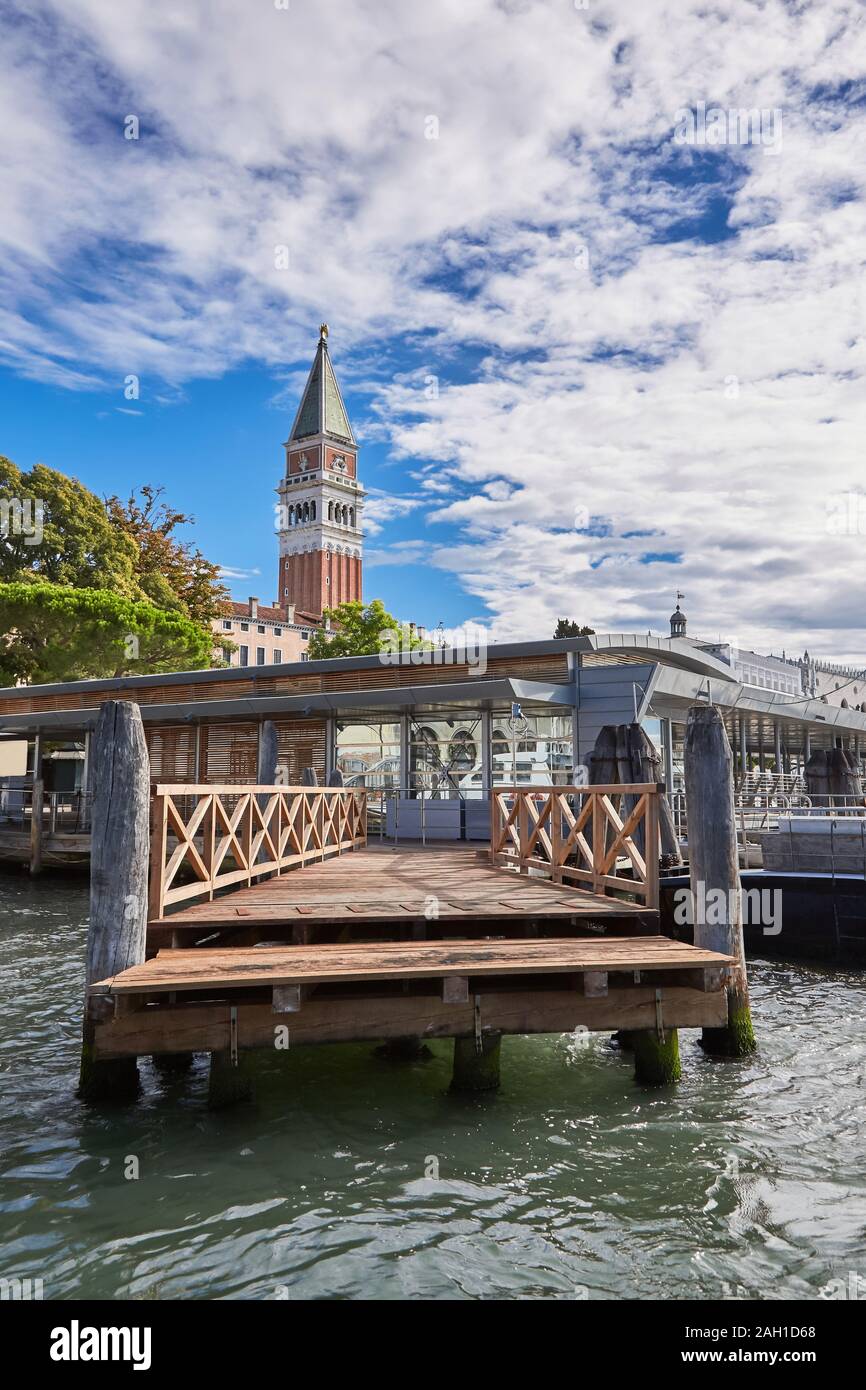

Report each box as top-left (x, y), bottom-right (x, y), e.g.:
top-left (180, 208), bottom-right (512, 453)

top-left (2, 0), bottom-right (865, 657)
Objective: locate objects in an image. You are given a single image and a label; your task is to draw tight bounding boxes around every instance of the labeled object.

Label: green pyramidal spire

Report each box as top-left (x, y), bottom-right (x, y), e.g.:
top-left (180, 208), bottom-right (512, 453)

top-left (288, 323), bottom-right (355, 445)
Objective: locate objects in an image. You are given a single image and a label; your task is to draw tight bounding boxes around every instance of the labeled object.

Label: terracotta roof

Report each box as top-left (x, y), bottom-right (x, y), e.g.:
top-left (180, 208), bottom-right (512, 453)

top-left (226, 602), bottom-right (321, 628)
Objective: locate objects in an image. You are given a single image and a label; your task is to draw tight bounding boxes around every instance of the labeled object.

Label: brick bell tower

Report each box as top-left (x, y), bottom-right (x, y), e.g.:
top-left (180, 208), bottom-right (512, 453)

top-left (276, 324), bottom-right (364, 619)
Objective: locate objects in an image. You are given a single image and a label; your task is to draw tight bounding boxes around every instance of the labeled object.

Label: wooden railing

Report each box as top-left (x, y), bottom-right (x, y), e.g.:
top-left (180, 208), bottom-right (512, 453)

top-left (149, 784), bottom-right (367, 918)
top-left (490, 783), bottom-right (660, 908)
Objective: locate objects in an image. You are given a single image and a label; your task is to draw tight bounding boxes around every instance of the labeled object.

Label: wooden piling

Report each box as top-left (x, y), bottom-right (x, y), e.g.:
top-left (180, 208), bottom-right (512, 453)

top-left (632, 1027), bottom-right (681, 1085)
top-left (29, 777), bottom-right (43, 877)
top-left (828, 746), bottom-right (860, 802)
top-left (450, 1032), bottom-right (502, 1092)
top-left (208, 1049), bottom-right (255, 1109)
top-left (684, 704), bottom-right (756, 1058)
top-left (257, 719), bottom-right (279, 786)
top-left (805, 749), bottom-right (831, 804)
top-left (620, 722), bottom-right (681, 865)
top-left (79, 700), bottom-right (150, 1102)
top-left (591, 723), bottom-right (680, 865)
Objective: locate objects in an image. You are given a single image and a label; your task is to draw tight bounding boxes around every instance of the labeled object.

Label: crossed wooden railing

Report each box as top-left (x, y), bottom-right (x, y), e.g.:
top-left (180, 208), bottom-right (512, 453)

top-left (490, 783), bottom-right (660, 908)
top-left (149, 784), bottom-right (367, 918)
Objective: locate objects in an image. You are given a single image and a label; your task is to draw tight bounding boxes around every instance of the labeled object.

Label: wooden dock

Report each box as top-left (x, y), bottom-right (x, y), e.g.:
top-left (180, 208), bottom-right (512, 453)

top-left (146, 842), bottom-right (657, 948)
top-left (91, 837), bottom-right (731, 1065)
top-left (78, 723), bottom-right (739, 1098)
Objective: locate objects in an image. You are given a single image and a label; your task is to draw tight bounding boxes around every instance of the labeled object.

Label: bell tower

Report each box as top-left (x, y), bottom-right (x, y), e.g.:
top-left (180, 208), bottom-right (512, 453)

top-left (276, 325), bottom-right (364, 619)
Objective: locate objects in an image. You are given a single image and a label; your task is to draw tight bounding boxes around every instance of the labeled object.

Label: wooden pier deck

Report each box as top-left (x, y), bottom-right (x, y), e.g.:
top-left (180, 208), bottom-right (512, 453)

top-left (91, 838), bottom-right (732, 1062)
top-left (147, 842), bottom-right (658, 948)
top-left (91, 930), bottom-right (732, 1058)
top-left (76, 710), bottom-right (752, 1099)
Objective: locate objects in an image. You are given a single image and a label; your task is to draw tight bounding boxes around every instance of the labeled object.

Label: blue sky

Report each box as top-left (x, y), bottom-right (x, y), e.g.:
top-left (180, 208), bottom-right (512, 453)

top-left (0, 356), bottom-right (474, 628)
top-left (2, 1), bottom-right (866, 656)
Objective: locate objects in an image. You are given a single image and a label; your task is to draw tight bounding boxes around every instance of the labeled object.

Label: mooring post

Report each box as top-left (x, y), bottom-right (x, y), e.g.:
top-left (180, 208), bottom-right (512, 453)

top-left (257, 719), bottom-right (279, 787)
top-left (254, 718), bottom-right (279, 870)
top-left (30, 777), bottom-right (44, 877)
top-left (208, 1045), bottom-right (256, 1109)
top-left (684, 704), bottom-right (756, 1058)
top-left (79, 700), bottom-right (150, 1102)
top-left (805, 749), bottom-right (830, 806)
top-left (450, 1031), bottom-right (502, 1092)
top-left (632, 1027), bottom-right (681, 1085)
top-left (620, 721), bottom-right (681, 866)
top-left (828, 746), bottom-right (860, 804)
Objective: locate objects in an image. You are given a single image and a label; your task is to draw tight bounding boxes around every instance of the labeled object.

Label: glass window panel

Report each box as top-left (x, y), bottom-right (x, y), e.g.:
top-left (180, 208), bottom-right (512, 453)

top-left (409, 712), bottom-right (482, 797)
top-left (489, 708), bottom-right (573, 786)
top-left (336, 721), bottom-right (401, 791)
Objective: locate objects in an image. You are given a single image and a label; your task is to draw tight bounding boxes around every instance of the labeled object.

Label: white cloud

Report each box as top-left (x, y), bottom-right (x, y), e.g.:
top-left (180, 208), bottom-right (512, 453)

top-left (1, 1), bottom-right (866, 657)
top-left (218, 565), bottom-right (261, 580)
top-left (362, 491), bottom-right (426, 536)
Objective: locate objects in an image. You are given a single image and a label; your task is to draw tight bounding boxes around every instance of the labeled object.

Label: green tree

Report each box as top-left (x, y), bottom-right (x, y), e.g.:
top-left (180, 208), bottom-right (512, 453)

top-left (0, 456), bottom-right (138, 594)
top-left (104, 485), bottom-right (230, 627)
top-left (553, 619), bottom-right (595, 638)
top-left (307, 599), bottom-right (428, 660)
top-left (0, 582), bottom-right (213, 685)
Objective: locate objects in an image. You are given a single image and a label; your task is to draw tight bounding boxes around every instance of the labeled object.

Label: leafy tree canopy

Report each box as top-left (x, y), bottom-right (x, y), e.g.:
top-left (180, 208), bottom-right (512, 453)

top-left (104, 485), bottom-right (230, 627)
top-left (0, 582), bottom-right (213, 685)
top-left (553, 618), bottom-right (596, 638)
top-left (307, 599), bottom-right (428, 660)
top-left (0, 460), bottom-right (229, 630)
top-left (0, 456), bottom-right (139, 595)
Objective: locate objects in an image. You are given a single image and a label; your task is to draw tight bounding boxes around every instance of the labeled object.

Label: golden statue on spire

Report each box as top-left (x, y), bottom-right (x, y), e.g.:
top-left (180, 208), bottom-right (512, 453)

top-left (319, 322), bottom-right (329, 341)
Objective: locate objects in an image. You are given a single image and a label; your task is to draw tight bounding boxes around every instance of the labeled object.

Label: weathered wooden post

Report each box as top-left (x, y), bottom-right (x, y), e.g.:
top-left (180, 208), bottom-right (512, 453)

top-left (828, 746), bottom-right (860, 803)
top-left (588, 725), bottom-right (618, 875)
top-left (616, 722), bottom-right (681, 865)
top-left (79, 701), bottom-right (150, 1102)
top-left (450, 1031), bottom-right (502, 1092)
top-left (805, 749), bottom-right (830, 806)
top-left (29, 777), bottom-right (44, 877)
top-left (684, 704), bottom-right (756, 1058)
top-left (258, 719), bottom-right (279, 786)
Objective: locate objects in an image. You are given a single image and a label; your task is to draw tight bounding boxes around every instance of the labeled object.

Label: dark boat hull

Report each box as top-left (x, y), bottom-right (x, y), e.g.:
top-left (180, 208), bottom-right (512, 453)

top-left (660, 870), bottom-right (866, 966)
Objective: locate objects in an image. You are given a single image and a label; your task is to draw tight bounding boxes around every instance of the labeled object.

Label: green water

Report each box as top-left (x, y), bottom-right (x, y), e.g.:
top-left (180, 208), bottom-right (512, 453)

top-left (1, 876), bottom-right (864, 1301)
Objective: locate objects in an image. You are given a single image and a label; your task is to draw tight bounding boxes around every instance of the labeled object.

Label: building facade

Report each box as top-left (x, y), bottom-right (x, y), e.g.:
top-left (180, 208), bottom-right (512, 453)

top-left (214, 597), bottom-right (318, 667)
top-left (210, 324), bottom-right (364, 661)
top-left (276, 324), bottom-right (364, 620)
top-left (6, 632), bottom-right (866, 828)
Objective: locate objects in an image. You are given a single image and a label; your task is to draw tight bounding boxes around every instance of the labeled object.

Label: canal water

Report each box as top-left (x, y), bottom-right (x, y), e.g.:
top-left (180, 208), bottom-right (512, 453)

top-left (1, 876), bottom-right (864, 1302)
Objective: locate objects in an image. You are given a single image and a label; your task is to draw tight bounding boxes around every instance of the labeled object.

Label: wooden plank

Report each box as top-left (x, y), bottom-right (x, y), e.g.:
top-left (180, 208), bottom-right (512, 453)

top-left (92, 985), bottom-right (729, 1057)
top-left (91, 935), bottom-right (733, 996)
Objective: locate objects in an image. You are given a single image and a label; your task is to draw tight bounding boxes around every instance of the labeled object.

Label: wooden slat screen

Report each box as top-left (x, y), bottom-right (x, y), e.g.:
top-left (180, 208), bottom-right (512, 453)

top-left (274, 719), bottom-right (327, 784)
top-left (201, 723), bottom-right (258, 784)
top-left (145, 727), bottom-right (197, 783)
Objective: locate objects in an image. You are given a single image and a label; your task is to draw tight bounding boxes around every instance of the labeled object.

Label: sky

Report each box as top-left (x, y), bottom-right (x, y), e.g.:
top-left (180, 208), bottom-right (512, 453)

top-left (1, 0), bottom-right (866, 658)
